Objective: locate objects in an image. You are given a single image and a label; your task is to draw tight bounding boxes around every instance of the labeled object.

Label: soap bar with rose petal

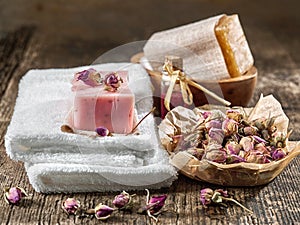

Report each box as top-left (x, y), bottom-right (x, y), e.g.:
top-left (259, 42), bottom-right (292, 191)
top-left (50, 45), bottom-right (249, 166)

top-left (72, 71), bottom-right (135, 133)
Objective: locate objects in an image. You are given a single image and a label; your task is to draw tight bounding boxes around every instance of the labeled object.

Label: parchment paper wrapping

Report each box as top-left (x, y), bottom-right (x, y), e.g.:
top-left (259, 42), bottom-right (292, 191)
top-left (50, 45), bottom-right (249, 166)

top-left (143, 14), bottom-right (229, 81)
top-left (159, 95), bottom-right (300, 186)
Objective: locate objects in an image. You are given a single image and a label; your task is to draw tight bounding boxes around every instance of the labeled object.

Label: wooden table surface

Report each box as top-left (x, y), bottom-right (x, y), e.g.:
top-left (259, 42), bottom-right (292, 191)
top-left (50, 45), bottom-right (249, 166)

top-left (0, 0), bottom-right (299, 224)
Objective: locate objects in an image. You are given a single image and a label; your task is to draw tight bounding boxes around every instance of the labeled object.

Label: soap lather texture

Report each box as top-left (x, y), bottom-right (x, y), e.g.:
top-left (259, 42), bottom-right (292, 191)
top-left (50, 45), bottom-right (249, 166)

top-left (73, 71), bottom-right (135, 133)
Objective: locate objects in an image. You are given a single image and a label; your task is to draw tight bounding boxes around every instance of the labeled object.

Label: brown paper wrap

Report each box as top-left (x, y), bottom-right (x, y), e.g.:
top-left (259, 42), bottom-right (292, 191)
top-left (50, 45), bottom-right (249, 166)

top-left (158, 95), bottom-right (300, 186)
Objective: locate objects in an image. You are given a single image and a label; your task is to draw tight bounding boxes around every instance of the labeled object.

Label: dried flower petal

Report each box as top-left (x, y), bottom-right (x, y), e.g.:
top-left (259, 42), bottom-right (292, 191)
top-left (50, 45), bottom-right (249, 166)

top-left (4, 187), bottom-right (28, 205)
top-left (104, 72), bottom-right (123, 92)
top-left (94, 203), bottom-right (114, 220)
top-left (253, 135), bottom-right (267, 144)
top-left (62, 198), bottom-right (80, 215)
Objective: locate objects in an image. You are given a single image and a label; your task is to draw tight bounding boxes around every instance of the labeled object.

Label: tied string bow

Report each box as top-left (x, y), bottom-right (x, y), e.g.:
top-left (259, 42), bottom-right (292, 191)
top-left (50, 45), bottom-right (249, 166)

top-left (163, 62), bottom-right (193, 111)
top-left (162, 62), bottom-right (231, 112)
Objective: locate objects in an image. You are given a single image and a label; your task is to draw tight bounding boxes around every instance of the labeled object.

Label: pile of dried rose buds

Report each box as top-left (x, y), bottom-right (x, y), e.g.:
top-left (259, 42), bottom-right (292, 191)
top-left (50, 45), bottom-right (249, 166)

top-left (185, 109), bottom-right (290, 164)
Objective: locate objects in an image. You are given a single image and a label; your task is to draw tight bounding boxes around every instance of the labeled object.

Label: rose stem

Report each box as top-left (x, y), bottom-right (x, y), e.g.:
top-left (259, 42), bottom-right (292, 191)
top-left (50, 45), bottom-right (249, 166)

top-left (222, 197), bottom-right (253, 214)
top-left (127, 107), bottom-right (156, 135)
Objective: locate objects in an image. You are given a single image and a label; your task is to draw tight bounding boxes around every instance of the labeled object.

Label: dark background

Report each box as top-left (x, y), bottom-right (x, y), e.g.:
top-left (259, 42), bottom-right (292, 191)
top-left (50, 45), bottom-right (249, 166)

top-left (1, 0), bottom-right (299, 67)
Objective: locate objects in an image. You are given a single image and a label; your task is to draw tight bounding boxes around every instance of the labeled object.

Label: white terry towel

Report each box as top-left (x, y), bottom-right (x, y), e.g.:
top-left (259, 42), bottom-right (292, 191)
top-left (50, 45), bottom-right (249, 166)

top-left (5, 63), bottom-right (177, 193)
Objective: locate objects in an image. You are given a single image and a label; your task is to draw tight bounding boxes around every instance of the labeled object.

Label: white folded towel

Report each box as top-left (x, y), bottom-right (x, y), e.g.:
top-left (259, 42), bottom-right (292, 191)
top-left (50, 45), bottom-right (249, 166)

top-left (5, 63), bottom-right (177, 193)
top-left (25, 162), bottom-right (176, 193)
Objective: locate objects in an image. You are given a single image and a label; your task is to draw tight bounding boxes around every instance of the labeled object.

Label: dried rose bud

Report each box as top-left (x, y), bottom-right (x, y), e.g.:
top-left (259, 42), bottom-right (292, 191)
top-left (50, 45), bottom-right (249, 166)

top-left (226, 154), bottom-right (246, 163)
top-left (241, 126), bottom-right (258, 136)
top-left (253, 118), bottom-right (266, 130)
top-left (137, 190), bottom-right (167, 222)
top-left (104, 72), bottom-right (123, 92)
top-left (271, 132), bottom-right (287, 148)
top-left (226, 110), bottom-right (243, 122)
top-left (95, 126), bottom-right (111, 137)
top-left (200, 188), bottom-right (253, 214)
top-left (62, 198), bottom-right (80, 215)
top-left (205, 120), bottom-right (222, 130)
top-left (4, 187), bottom-right (28, 205)
top-left (272, 149), bottom-right (286, 161)
top-left (200, 188), bottom-right (214, 206)
top-left (204, 144), bottom-right (227, 163)
top-left (113, 191), bottom-right (131, 209)
top-left (246, 151), bottom-right (267, 163)
top-left (208, 128), bottom-right (224, 144)
top-left (225, 141), bottom-right (241, 155)
top-left (201, 188), bottom-right (229, 206)
top-left (75, 68), bottom-right (102, 87)
top-left (261, 129), bottom-right (270, 140)
top-left (94, 203), bottom-right (114, 220)
top-left (222, 118), bottom-right (238, 136)
top-left (255, 143), bottom-right (269, 155)
top-left (238, 150), bottom-right (246, 158)
top-left (239, 136), bottom-right (254, 152)
top-left (148, 194), bottom-right (167, 215)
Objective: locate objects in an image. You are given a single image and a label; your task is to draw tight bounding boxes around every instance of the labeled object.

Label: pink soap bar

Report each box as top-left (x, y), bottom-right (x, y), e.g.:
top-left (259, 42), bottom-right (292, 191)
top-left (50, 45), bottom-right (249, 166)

top-left (72, 71), bottom-right (135, 134)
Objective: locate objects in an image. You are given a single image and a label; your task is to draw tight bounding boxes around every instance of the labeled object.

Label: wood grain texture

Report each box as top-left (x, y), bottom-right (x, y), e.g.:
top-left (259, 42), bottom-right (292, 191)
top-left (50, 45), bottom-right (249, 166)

top-left (0, 1), bottom-right (299, 224)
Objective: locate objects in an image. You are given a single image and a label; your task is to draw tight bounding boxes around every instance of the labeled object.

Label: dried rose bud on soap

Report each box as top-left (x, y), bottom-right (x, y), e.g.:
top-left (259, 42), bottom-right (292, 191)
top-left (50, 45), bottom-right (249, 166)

top-left (104, 73), bottom-right (123, 92)
top-left (75, 68), bottom-right (102, 87)
top-left (95, 126), bottom-right (110, 137)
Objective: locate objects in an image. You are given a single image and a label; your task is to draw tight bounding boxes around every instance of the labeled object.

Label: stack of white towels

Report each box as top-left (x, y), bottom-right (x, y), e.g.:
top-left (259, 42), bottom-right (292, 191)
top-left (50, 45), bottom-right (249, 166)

top-left (5, 63), bottom-right (177, 193)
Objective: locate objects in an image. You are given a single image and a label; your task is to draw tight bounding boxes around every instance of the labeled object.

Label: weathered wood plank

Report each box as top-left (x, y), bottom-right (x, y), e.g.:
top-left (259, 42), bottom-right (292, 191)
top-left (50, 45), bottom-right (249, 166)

top-left (0, 12), bottom-right (299, 225)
